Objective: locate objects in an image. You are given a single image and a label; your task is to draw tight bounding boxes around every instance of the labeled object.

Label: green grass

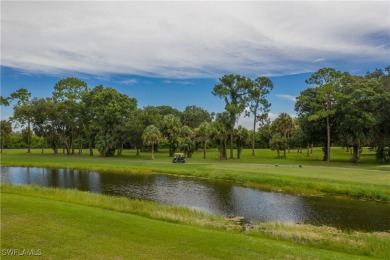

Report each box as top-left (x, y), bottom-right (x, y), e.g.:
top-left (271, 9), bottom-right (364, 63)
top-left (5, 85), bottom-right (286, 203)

top-left (0, 184), bottom-right (237, 231)
top-left (248, 222), bottom-right (390, 259)
top-left (2, 146), bottom-right (388, 167)
top-left (2, 185), bottom-right (389, 259)
top-left (1, 148), bottom-right (390, 201)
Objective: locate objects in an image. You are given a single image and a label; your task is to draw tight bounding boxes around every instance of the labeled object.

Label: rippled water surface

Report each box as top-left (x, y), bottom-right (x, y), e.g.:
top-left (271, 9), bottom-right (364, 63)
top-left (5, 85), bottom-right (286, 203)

top-left (1, 167), bottom-right (389, 231)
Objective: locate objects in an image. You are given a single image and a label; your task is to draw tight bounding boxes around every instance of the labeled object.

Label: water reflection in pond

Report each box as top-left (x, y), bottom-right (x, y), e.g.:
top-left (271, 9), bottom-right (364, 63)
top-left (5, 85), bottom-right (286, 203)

top-left (1, 167), bottom-right (389, 231)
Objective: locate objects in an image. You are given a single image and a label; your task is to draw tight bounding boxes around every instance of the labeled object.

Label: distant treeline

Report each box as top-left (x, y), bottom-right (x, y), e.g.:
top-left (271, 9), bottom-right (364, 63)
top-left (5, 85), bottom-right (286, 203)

top-left (1, 66), bottom-right (389, 163)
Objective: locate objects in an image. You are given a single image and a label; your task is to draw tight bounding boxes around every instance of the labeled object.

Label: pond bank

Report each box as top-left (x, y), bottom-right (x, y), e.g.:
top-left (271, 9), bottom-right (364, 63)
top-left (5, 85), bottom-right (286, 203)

top-left (1, 152), bottom-right (389, 202)
top-left (2, 185), bottom-right (389, 259)
top-left (2, 167), bottom-right (389, 231)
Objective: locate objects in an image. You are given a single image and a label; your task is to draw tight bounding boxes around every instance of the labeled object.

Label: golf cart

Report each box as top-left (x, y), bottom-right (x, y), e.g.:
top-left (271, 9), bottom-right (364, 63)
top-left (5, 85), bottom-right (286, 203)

top-left (172, 153), bottom-right (186, 163)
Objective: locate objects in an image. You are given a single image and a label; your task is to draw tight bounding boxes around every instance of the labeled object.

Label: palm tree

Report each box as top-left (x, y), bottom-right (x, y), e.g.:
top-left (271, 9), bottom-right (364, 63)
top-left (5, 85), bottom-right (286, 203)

top-left (180, 125), bottom-right (194, 139)
top-left (196, 122), bottom-right (211, 159)
top-left (180, 137), bottom-right (195, 158)
top-left (271, 113), bottom-right (294, 156)
top-left (179, 125), bottom-right (195, 158)
top-left (0, 120), bottom-right (12, 153)
top-left (234, 125), bottom-right (249, 159)
top-left (161, 114), bottom-right (181, 156)
top-left (269, 133), bottom-right (287, 157)
top-left (142, 125), bottom-right (162, 160)
top-left (210, 113), bottom-right (230, 160)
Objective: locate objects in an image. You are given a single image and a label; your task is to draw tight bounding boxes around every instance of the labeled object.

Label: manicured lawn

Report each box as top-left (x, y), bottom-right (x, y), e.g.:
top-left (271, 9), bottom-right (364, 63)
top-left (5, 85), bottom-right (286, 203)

top-left (2, 185), bottom-right (387, 259)
top-left (1, 148), bottom-right (389, 201)
top-left (3, 146), bottom-right (387, 168)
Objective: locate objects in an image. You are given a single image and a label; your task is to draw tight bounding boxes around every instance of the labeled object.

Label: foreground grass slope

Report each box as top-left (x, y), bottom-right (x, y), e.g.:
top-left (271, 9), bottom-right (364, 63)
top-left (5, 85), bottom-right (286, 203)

top-left (1, 148), bottom-right (390, 201)
top-left (2, 185), bottom-right (388, 259)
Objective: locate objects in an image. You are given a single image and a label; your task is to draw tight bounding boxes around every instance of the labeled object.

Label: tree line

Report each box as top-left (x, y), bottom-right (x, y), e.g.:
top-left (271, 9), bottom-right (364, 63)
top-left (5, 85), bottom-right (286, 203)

top-left (1, 66), bottom-right (389, 163)
top-left (262, 66), bottom-right (390, 164)
top-left (294, 67), bottom-right (390, 163)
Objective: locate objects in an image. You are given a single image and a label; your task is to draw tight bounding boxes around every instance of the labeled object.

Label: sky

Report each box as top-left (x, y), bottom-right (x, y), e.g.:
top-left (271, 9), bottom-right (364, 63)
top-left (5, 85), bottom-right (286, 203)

top-left (1, 1), bottom-right (389, 129)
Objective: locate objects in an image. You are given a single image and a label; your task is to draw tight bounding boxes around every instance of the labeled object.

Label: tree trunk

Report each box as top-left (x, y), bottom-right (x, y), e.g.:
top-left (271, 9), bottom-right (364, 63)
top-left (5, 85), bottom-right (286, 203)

top-left (322, 145), bottom-right (328, 161)
top-left (307, 143), bottom-right (310, 157)
top-left (169, 139), bottom-right (174, 157)
top-left (89, 142), bottom-right (93, 156)
top-left (310, 143), bottom-right (313, 153)
top-left (79, 142), bottom-right (82, 155)
top-left (151, 144), bottom-right (155, 160)
top-left (51, 128), bottom-right (58, 155)
top-left (230, 129), bottom-right (234, 159)
top-left (203, 140), bottom-right (207, 159)
top-left (352, 144), bottom-right (360, 164)
top-left (63, 138), bottom-right (70, 155)
top-left (252, 115), bottom-right (256, 156)
top-left (220, 141), bottom-right (227, 160)
top-left (326, 116), bottom-right (331, 162)
top-left (71, 129), bottom-right (75, 155)
top-left (283, 149), bottom-right (286, 157)
top-left (136, 147), bottom-right (139, 156)
top-left (117, 143), bottom-right (123, 156)
top-left (277, 149), bottom-right (280, 157)
top-left (27, 121), bottom-right (31, 153)
top-left (53, 143), bottom-right (58, 155)
top-left (326, 94), bottom-right (331, 162)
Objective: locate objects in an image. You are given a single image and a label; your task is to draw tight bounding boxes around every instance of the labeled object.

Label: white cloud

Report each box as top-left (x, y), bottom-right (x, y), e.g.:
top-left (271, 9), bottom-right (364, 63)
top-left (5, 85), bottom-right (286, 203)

top-left (313, 58), bottom-right (325, 63)
top-left (236, 111), bottom-right (279, 130)
top-left (236, 115), bottom-right (253, 130)
top-left (120, 79), bottom-right (138, 85)
top-left (268, 113), bottom-right (279, 122)
top-left (163, 80), bottom-right (193, 85)
top-left (275, 94), bottom-right (296, 102)
top-left (2, 2), bottom-right (389, 78)
top-left (1, 115), bottom-right (11, 121)
top-left (176, 81), bottom-right (195, 85)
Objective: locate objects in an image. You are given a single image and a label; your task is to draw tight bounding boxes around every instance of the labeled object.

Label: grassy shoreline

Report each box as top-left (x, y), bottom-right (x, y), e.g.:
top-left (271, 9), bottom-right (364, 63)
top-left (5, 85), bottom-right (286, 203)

top-left (2, 185), bottom-right (389, 259)
top-left (1, 148), bottom-right (390, 201)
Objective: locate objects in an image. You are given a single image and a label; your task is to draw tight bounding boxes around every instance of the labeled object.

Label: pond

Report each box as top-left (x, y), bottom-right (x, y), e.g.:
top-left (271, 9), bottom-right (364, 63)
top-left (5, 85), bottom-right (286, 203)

top-left (1, 167), bottom-right (389, 232)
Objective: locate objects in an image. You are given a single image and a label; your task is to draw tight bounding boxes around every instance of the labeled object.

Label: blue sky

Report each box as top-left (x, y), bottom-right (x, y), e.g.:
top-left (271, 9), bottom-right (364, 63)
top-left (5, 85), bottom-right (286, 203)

top-left (1, 1), bottom-right (389, 128)
top-left (1, 66), bottom-right (309, 117)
